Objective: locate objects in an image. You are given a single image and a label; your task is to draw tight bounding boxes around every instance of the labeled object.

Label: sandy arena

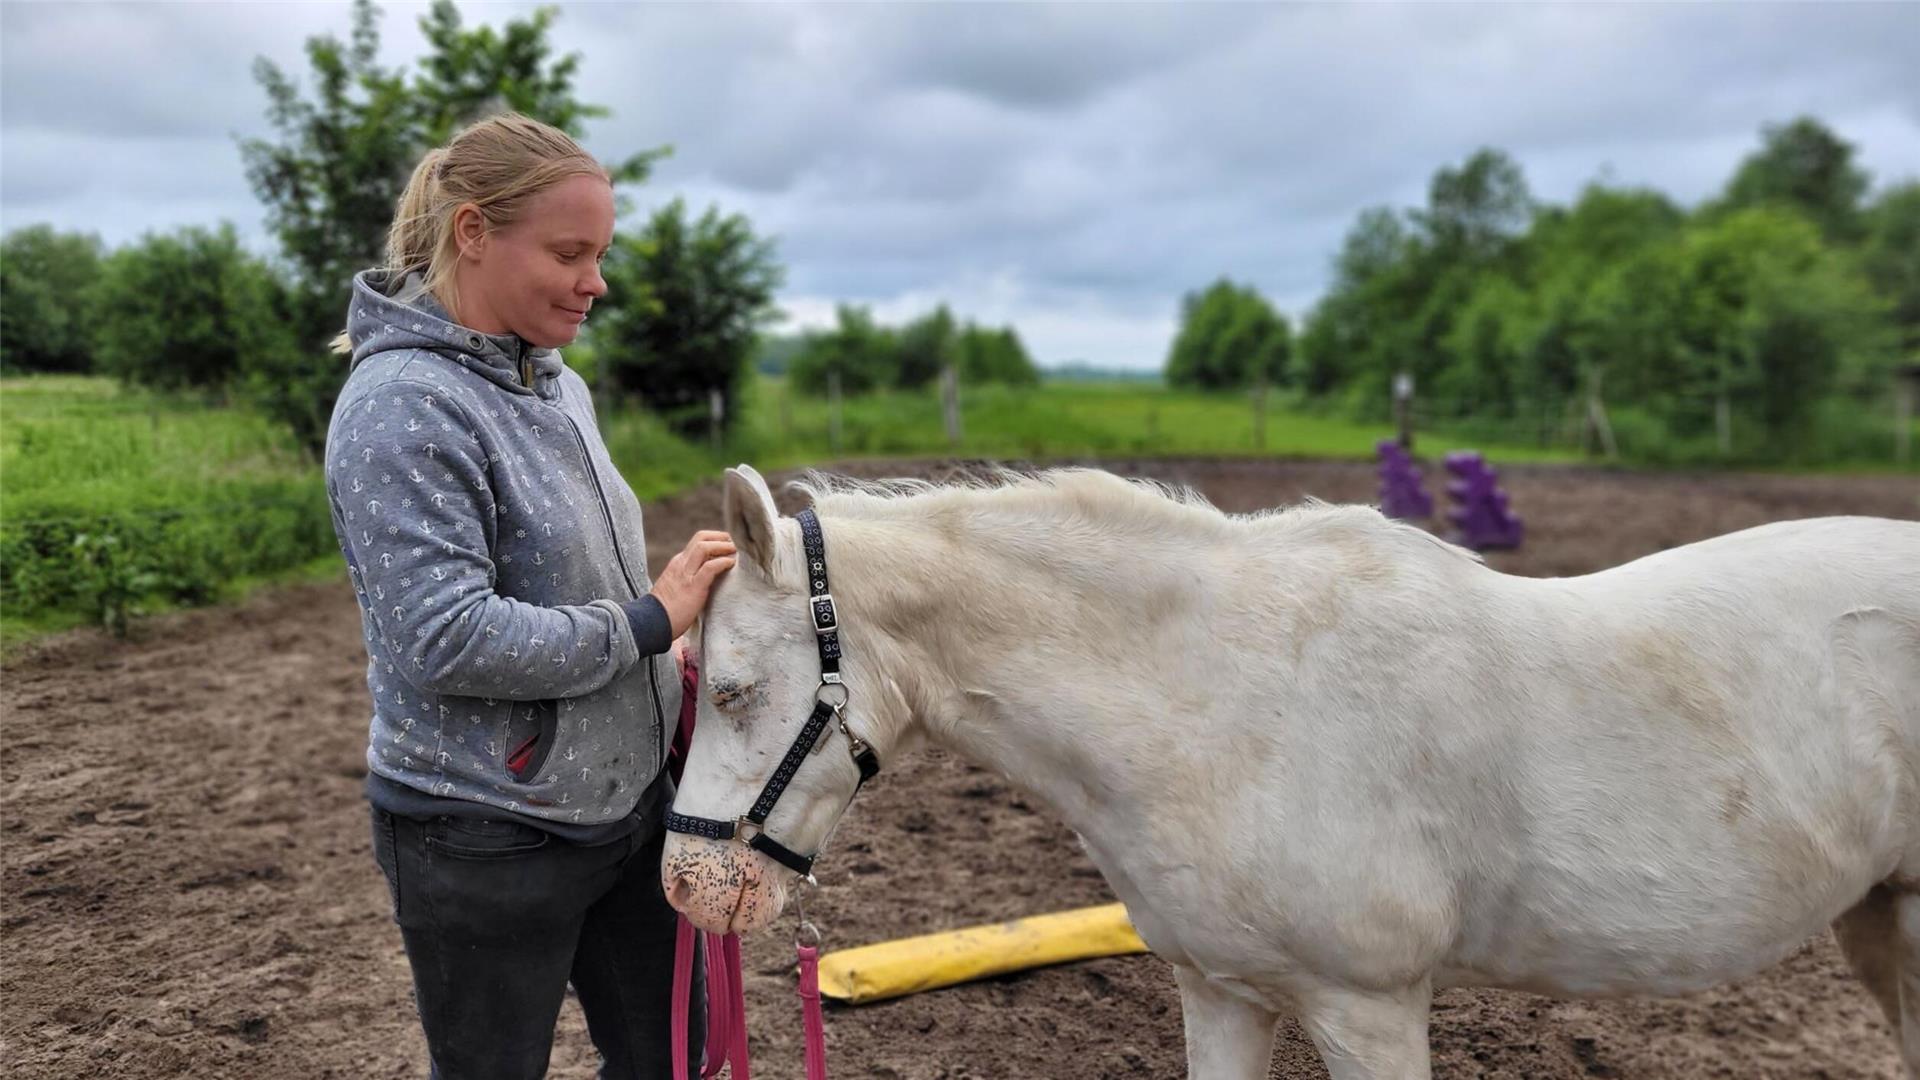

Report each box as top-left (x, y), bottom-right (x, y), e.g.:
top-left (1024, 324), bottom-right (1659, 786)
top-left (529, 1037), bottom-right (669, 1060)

top-left (5, 457), bottom-right (1917, 1078)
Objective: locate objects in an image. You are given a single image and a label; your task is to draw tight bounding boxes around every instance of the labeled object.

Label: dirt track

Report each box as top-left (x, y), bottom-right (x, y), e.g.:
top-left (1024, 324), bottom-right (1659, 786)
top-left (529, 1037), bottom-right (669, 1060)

top-left (4, 457), bottom-right (1917, 1078)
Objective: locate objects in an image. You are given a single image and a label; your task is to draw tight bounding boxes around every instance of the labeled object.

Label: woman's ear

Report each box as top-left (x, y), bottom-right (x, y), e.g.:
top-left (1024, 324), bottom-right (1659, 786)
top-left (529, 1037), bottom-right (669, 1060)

top-left (722, 464), bottom-right (780, 577)
top-left (452, 203), bottom-right (489, 260)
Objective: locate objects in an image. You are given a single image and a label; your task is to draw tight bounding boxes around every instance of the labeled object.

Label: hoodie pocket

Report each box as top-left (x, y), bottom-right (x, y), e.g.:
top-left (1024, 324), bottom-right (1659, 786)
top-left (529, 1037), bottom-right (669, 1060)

top-left (504, 700), bottom-right (560, 781)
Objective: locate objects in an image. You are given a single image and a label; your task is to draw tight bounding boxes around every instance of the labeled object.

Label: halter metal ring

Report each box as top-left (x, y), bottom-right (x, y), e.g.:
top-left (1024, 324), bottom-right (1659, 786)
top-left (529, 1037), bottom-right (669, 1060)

top-left (795, 920), bottom-right (822, 950)
top-left (815, 681), bottom-right (849, 712)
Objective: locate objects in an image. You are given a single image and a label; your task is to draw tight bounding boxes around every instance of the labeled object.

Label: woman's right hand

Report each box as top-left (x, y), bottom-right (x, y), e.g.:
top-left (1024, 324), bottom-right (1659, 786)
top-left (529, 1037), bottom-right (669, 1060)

top-left (651, 530), bottom-right (737, 639)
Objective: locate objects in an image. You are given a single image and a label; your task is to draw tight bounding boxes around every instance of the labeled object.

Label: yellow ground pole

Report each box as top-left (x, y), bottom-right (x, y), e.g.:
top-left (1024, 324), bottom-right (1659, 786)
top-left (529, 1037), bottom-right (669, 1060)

top-left (815, 901), bottom-right (1150, 1005)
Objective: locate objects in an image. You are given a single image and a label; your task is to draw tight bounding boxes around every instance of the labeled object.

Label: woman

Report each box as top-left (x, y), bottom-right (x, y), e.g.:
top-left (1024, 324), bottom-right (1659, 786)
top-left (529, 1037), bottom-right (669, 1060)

top-left (322, 111), bottom-right (729, 1079)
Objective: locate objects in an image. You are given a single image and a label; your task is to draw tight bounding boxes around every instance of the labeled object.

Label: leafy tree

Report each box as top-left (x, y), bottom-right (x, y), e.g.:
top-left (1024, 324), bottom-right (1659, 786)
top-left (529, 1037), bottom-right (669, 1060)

top-left (1165, 279), bottom-right (1290, 390)
top-left (957, 323), bottom-right (1040, 386)
top-left (595, 198), bottom-right (784, 433)
top-left (789, 305), bottom-right (898, 396)
top-left (1669, 208), bottom-right (1885, 444)
top-left (891, 305), bottom-right (958, 390)
top-left (1860, 181), bottom-right (1920, 361)
top-left (1414, 148), bottom-right (1534, 269)
top-left (1715, 116), bottom-right (1870, 242)
top-left (0, 226), bottom-right (105, 373)
top-left (238, 0), bottom-right (661, 451)
top-left (92, 224), bottom-right (296, 395)
top-left (1437, 275), bottom-right (1528, 416)
top-left (1292, 123), bottom-right (1899, 461)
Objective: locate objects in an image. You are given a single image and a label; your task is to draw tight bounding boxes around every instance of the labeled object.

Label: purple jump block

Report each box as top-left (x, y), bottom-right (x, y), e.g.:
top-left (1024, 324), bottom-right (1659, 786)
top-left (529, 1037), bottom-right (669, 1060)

top-left (1375, 440), bottom-right (1432, 520)
top-left (1441, 449), bottom-right (1523, 551)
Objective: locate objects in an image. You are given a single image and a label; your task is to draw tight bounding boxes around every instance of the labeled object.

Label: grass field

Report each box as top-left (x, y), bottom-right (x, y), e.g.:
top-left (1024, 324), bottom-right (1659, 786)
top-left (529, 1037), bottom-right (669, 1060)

top-left (4, 371), bottom-right (1910, 647)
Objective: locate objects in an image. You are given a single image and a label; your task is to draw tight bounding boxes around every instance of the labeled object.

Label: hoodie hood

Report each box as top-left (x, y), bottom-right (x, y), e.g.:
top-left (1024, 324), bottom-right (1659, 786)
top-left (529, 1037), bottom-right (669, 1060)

top-left (346, 268), bottom-right (566, 397)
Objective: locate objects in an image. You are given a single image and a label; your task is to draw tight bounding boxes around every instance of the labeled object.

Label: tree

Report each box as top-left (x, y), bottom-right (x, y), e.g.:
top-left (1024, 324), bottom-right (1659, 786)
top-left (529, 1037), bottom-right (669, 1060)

top-left (238, 0), bottom-right (662, 452)
top-left (1415, 148), bottom-right (1533, 269)
top-left (0, 226), bottom-right (105, 374)
top-left (92, 224), bottom-right (296, 395)
top-left (1165, 279), bottom-right (1290, 391)
top-left (1663, 207), bottom-right (1886, 448)
top-left (1438, 275), bottom-right (1528, 416)
top-left (1716, 117), bottom-right (1870, 242)
top-left (595, 199), bottom-right (784, 433)
top-left (1860, 181), bottom-right (1920, 362)
top-left (957, 323), bottom-right (1041, 386)
top-left (892, 305), bottom-right (957, 390)
top-left (789, 305), bottom-right (898, 396)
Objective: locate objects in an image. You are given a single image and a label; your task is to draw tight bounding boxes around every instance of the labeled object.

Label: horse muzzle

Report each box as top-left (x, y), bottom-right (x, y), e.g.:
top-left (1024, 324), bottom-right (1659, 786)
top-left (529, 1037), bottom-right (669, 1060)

top-left (662, 833), bottom-right (791, 935)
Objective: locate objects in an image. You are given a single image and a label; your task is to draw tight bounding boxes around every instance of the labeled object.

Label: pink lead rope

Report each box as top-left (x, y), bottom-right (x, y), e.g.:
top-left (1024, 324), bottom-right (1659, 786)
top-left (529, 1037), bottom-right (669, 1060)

top-left (669, 651), bottom-right (828, 1079)
top-left (796, 941), bottom-right (828, 1080)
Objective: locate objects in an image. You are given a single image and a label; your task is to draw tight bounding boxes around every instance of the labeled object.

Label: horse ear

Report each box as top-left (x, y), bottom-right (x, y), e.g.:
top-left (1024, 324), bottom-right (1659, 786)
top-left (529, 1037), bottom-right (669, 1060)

top-left (723, 464), bottom-right (780, 576)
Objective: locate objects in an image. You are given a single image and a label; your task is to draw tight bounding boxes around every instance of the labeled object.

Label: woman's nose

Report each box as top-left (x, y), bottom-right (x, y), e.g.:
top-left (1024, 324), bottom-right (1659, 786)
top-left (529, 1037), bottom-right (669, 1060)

top-left (581, 267), bottom-right (608, 299)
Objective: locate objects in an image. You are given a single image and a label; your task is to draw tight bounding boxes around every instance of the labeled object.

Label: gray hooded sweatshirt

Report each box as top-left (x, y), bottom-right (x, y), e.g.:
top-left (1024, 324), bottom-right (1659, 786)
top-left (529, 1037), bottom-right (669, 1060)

top-left (324, 268), bottom-right (680, 836)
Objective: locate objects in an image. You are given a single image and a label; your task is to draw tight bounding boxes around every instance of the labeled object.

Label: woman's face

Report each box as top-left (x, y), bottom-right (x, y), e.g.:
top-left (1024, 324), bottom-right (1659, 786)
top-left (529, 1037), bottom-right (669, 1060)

top-left (453, 173), bottom-right (615, 349)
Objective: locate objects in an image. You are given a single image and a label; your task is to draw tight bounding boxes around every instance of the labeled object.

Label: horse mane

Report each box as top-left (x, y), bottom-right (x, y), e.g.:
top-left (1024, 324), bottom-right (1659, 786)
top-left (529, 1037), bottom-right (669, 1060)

top-left (788, 466), bottom-right (1477, 562)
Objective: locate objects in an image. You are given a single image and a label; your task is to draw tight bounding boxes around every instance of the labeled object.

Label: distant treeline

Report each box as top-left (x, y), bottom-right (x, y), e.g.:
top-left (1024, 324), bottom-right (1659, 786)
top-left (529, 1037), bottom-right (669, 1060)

top-left (753, 304), bottom-right (1039, 395)
top-left (1164, 117), bottom-right (1918, 460)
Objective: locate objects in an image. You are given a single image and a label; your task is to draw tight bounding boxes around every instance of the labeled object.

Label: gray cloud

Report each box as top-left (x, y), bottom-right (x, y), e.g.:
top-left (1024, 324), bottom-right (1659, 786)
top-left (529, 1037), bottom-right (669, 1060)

top-left (5, 1), bottom-right (1917, 369)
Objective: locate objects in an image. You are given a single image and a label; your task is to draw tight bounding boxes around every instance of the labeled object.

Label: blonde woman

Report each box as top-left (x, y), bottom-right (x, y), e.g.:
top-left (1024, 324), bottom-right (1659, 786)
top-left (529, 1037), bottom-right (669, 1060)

top-left (323, 112), bottom-right (730, 1079)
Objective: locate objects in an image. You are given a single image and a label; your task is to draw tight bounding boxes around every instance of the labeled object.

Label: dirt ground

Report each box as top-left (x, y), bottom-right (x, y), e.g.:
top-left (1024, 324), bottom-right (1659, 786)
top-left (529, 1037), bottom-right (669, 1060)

top-left (4, 456), bottom-right (1916, 1079)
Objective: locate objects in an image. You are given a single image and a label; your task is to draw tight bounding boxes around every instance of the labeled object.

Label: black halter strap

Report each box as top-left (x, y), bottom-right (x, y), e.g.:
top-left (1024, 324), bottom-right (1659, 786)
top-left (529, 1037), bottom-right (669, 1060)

top-left (664, 507), bottom-right (880, 878)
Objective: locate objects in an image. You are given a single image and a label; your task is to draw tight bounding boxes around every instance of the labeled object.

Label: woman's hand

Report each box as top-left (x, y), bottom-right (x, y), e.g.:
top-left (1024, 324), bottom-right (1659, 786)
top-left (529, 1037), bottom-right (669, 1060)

top-left (651, 530), bottom-right (736, 639)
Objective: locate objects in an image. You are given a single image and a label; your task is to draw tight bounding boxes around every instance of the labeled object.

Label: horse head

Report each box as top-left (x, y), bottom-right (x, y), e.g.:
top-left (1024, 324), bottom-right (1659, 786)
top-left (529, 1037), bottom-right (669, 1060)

top-left (662, 464), bottom-right (885, 935)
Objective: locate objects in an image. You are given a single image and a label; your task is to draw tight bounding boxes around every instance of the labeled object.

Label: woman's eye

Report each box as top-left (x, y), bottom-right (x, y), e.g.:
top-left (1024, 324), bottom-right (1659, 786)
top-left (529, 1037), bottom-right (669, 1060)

top-left (557, 251), bottom-right (582, 263)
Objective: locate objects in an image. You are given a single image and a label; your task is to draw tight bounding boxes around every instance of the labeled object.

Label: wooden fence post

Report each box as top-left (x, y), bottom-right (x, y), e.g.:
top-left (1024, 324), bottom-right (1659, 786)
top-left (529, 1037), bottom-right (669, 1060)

top-left (1252, 375), bottom-right (1269, 450)
top-left (828, 370), bottom-right (844, 456)
top-left (1896, 364), bottom-right (1919, 467)
top-left (1392, 372), bottom-right (1415, 450)
top-left (940, 363), bottom-right (962, 447)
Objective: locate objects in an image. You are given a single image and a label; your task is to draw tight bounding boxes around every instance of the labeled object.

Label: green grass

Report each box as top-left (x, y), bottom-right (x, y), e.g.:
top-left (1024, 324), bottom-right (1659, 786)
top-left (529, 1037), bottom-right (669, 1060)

top-left (2, 375), bottom-right (319, 518)
top-left (5, 372), bottom-right (1909, 648)
top-left (694, 376), bottom-right (1582, 474)
top-left (2, 375), bottom-right (336, 649)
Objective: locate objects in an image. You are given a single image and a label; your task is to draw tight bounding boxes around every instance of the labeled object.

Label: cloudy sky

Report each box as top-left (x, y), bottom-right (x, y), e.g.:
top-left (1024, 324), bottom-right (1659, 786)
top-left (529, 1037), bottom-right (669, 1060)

top-left (5, 2), bottom-right (1918, 370)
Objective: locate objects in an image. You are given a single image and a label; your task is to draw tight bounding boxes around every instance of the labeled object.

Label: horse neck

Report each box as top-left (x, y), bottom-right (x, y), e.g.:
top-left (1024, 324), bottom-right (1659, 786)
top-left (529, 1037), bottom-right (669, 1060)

top-left (828, 506), bottom-right (1208, 835)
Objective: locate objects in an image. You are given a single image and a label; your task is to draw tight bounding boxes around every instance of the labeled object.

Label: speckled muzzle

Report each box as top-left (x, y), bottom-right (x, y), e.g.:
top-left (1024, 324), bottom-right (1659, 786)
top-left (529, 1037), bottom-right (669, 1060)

top-left (661, 833), bottom-right (792, 935)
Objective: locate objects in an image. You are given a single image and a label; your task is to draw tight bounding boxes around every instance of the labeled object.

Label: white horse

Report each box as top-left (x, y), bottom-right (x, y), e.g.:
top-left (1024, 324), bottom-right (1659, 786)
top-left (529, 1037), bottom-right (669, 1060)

top-left (663, 464), bottom-right (1920, 1079)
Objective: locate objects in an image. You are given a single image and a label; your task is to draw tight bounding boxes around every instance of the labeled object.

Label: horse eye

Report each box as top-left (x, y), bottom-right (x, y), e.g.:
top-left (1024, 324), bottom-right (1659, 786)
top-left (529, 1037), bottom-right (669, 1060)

top-left (709, 676), bottom-right (750, 708)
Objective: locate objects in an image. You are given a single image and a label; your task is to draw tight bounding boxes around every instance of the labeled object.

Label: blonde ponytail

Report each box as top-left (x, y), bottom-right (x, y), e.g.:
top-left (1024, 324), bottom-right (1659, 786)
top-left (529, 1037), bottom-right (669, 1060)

top-left (332, 113), bottom-right (609, 354)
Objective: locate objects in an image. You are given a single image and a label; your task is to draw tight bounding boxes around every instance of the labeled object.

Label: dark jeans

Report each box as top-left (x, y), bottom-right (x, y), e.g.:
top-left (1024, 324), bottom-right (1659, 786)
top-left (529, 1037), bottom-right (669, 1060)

top-left (370, 807), bottom-right (704, 1080)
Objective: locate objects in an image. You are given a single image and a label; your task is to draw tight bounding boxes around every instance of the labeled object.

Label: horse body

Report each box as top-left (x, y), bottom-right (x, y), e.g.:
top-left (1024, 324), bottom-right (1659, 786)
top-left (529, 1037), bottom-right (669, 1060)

top-left (665, 466), bottom-right (1920, 1078)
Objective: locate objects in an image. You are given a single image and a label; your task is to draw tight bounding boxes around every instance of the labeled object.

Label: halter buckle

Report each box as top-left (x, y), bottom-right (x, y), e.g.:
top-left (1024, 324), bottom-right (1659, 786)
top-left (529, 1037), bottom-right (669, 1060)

top-left (811, 595), bottom-right (839, 636)
top-left (733, 817), bottom-right (762, 847)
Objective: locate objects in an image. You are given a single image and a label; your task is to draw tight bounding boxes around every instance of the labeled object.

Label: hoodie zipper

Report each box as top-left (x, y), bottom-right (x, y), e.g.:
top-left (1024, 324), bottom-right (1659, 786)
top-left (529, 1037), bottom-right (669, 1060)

top-left (559, 407), bottom-right (669, 748)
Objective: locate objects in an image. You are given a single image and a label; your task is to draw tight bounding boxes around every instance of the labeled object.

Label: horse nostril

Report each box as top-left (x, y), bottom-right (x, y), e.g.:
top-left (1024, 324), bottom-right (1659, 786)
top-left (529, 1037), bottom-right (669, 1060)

top-left (666, 873), bottom-right (692, 911)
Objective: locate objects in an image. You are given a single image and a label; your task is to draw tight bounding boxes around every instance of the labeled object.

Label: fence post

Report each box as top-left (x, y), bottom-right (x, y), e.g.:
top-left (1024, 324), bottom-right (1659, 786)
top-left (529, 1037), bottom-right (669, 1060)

top-left (1251, 375), bottom-right (1268, 450)
top-left (940, 363), bottom-right (962, 447)
top-left (1897, 364), bottom-right (1919, 466)
top-left (708, 388), bottom-right (725, 451)
top-left (828, 369), bottom-right (843, 456)
top-left (1392, 372), bottom-right (1414, 450)
top-left (1585, 368), bottom-right (1618, 460)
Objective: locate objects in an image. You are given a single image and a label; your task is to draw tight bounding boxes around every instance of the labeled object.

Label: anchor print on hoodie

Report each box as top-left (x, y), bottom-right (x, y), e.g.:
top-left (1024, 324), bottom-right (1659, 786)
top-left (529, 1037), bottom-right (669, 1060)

top-left (324, 268), bottom-right (679, 827)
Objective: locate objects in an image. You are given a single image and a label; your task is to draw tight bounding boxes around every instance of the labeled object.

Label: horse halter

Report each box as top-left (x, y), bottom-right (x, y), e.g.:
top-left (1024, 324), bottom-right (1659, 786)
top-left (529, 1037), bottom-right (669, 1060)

top-left (664, 507), bottom-right (881, 879)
